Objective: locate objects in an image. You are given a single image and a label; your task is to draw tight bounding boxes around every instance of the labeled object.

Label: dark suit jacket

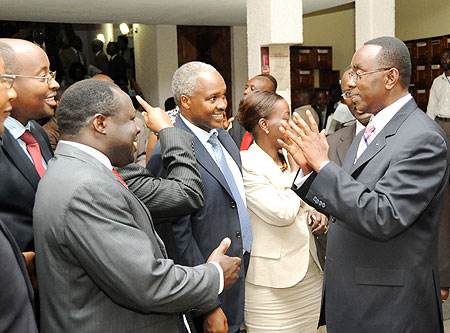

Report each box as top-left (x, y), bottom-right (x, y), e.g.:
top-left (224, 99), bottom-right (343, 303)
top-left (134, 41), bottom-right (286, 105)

top-left (327, 122), bottom-right (357, 167)
top-left (94, 50), bottom-right (109, 75)
top-left (109, 54), bottom-right (127, 82)
top-left (0, 121), bottom-right (53, 251)
top-left (34, 142), bottom-right (220, 332)
top-left (295, 99), bottom-right (449, 332)
top-left (147, 117), bottom-right (245, 333)
top-left (228, 118), bottom-right (246, 149)
top-left (0, 218), bottom-right (37, 333)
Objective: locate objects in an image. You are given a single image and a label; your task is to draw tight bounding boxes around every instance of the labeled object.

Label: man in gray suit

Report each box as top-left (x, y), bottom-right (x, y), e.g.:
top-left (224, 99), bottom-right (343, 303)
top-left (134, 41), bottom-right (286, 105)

top-left (281, 36), bottom-right (449, 332)
top-left (33, 79), bottom-right (241, 332)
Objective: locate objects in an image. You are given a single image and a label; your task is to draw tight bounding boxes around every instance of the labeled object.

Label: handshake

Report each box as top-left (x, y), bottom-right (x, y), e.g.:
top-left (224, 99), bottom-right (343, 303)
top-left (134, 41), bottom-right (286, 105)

top-left (207, 238), bottom-right (242, 289)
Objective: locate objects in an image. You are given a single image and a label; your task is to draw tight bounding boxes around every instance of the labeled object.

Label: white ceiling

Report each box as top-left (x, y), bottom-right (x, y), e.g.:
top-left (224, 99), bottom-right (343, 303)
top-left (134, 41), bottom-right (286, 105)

top-left (0, 0), bottom-right (354, 26)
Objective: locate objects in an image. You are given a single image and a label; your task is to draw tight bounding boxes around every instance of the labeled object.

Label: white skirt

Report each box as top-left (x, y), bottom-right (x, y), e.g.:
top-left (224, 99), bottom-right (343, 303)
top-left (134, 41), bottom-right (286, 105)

top-left (244, 256), bottom-right (324, 332)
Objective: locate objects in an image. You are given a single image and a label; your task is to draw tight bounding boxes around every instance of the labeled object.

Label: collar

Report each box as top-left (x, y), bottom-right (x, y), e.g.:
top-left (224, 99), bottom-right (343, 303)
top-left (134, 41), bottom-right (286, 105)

top-left (355, 120), bottom-right (365, 135)
top-left (179, 113), bottom-right (217, 146)
top-left (59, 140), bottom-right (113, 170)
top-left (4, 116), bottom-right (31, 139)
top-left (96, 50), bottom-right (102, 57)
top-left (111, 54), bottom-right (117, 60)
top-left (370, 93), bottom-right (412, 132)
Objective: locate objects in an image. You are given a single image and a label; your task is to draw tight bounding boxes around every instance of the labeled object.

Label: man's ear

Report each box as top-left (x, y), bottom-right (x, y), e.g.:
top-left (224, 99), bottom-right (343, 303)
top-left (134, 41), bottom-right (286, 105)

top-left (385, 68), bottom-right (400, 90)
top-left (180, 95), bottom-right (191, 110)
top-left (92, 113), bottom-right (108, 135)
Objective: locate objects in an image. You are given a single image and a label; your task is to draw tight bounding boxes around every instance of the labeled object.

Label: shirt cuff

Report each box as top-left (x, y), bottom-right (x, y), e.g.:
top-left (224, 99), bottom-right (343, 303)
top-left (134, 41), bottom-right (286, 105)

top-left (209, 261), bottom-right (224, 294)
top-left (293, 161), bottom-right (330, 189)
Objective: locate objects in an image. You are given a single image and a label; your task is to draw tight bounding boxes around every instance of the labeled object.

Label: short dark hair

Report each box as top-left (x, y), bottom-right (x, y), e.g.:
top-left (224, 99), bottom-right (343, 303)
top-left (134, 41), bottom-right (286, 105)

top-left (0, 41), bottom-right (17, 73)
top-left (91, 39), bottom-right (104, 52)
top-left (441, 48), bottom-right (450, 57)
top-left (256, 74), bottom-right (278, 91)
top-left (238, 91), bottom-right (284, 136)
top-left (364, 36), bottom-right (411, 88)
top-left (58, 79), bottom-right (122, 136)
top-left (117, 35), bottom-right (129, 46)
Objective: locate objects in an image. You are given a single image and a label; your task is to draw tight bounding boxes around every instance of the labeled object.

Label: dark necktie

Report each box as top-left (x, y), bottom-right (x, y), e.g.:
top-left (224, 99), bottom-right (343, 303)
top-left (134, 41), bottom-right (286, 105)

top-left (112, 169), bottom-right (129, 189)
top-left (20, 130), bottom-right (46, 178)
top-left (208, 131), bottom-right (253, 252)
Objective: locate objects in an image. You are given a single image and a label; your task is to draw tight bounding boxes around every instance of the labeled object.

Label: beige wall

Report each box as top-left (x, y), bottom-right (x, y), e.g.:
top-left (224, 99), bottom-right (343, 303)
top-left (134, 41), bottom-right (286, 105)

top-left (396, 0), bottom-right (450, 41)
top-left (231, 26), bottom-right (248, 115)
top-left (303, 6), bottom-right (355, 75)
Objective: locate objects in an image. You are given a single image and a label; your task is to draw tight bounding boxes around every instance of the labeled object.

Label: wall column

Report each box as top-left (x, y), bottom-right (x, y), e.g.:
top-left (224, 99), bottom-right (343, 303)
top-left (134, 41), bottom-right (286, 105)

top-left (355, 0), bottom-right (395, 50)
top-left (247, 0), bottom-right (303, 104)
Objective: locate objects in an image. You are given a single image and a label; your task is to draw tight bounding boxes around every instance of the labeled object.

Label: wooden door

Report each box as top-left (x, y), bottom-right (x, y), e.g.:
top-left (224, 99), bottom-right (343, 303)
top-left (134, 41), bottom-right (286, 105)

top-left (177, 26), bottom-right (232, 117)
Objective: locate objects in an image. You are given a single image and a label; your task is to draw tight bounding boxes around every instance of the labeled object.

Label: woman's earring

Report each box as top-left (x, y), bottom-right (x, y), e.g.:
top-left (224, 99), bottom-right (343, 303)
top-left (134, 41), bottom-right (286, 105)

top-left (265, 129), bottom-right (269, 134)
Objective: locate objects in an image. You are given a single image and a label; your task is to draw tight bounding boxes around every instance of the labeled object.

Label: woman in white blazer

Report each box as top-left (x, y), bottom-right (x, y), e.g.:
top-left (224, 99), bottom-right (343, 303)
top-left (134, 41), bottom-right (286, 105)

top-left (239, 91), bottom-right (326, 332)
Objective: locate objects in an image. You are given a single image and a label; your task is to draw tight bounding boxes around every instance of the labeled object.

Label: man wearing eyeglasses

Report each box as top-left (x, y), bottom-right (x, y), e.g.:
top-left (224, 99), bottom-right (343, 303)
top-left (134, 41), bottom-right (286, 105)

top-left (0, 42), bottom-right (38, 333)
top-left (281, 36), bottom-right (449, 332)
top-left (0, 38), bottom-right (59, 255)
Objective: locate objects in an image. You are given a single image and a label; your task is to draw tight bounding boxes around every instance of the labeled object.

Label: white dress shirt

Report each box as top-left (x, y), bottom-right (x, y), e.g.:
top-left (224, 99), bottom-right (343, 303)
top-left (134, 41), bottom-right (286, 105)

top-left (426, 73), bottom-right (450, 120)
top-left (179, 114), bottom-right (247, 206)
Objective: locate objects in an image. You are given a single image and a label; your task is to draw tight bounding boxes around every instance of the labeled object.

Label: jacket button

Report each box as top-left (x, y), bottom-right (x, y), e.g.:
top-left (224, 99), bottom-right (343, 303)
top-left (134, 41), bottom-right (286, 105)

top-left (230, 200), bottom-right (236, 208)
top-left (236, 231), bottom-right (241, 238)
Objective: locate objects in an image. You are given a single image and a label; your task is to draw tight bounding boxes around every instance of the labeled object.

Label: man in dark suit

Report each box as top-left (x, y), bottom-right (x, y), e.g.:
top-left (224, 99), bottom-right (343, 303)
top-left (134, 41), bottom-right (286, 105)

top-left (148, 61), bottom-right (250, 333)
top-left (91, 38), bottom-right (109, 75)
top-left (281, 36), bottom-right (449, 332)
top-left (0, 41), bottom-right (38, 333)
top-left (107, 41), bottom-right (127, 83)
top-left (33, 79), bottom-right (241, 332)
top-left (0, 38), bottom-right (59, 252)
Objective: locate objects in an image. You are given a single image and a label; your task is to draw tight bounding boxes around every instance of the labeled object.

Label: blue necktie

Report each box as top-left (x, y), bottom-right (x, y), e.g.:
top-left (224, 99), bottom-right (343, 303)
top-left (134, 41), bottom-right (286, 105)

top-left (208, 132), bottom-right (253, 252)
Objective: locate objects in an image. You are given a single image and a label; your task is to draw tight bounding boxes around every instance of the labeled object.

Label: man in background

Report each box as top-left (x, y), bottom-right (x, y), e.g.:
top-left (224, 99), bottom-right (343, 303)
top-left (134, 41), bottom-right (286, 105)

top-left (427, 47), bottom-right (450, 303)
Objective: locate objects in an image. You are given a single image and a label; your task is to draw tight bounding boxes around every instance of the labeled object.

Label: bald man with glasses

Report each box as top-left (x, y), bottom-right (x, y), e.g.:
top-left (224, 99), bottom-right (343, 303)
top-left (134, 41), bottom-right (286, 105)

top-left (0, 38), bottom-right (59, 257)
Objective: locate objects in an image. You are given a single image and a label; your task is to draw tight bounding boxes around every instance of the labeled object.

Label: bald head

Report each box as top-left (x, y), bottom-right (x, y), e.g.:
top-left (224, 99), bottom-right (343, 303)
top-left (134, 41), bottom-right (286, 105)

top-left (0, 38), bottom-right (47, 73)
top-left (0, 38), bottom-right (60, 125)
top-left (92, 74), bottom-right (114, 83)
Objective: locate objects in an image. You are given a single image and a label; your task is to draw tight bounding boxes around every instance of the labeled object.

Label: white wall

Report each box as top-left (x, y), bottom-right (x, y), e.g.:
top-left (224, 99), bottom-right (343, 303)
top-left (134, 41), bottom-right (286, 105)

top-left (133, 24), bottom-right (178, 108)
top-left (231, 26), bottom-right (248, 115)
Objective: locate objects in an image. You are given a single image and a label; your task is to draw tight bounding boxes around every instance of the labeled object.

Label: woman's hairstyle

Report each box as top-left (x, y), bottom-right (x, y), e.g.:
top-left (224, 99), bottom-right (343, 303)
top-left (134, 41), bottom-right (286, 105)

top-left (238, 90), bottom-right (284, 135)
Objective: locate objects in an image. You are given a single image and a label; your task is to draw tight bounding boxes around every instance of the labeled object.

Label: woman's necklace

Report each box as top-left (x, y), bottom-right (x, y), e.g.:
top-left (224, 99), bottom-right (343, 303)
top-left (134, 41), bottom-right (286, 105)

top-left (278, 151), bottom-right (288, 172)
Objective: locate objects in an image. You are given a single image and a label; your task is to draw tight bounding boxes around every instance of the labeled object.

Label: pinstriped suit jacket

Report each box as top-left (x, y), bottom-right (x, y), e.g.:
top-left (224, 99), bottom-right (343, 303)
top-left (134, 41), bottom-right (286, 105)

top-left (33, 141), bottom-right (220, 333)
top-left (117, 127), bottom-right (205, 220)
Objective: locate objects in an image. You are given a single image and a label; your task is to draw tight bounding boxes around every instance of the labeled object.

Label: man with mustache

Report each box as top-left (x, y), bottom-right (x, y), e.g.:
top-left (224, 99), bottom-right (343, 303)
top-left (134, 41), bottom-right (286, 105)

top-left (0, 38), bottom-right (59, 254)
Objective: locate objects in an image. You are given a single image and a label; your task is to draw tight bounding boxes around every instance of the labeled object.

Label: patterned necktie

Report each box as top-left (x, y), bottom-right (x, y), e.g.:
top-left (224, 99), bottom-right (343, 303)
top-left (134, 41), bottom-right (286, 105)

top-left (208, 132), bottom-right (253, 252)
top-left (363, 122), bottom-right (376, 147)
top-left (20, 130), bottom-right (46, 178)
top-left (112, 169), bottom-right (129, 189)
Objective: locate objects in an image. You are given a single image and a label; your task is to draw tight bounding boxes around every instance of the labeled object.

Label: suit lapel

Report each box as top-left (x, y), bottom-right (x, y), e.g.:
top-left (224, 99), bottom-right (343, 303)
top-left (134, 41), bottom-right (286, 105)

top-left (348, 99), bottom-right (416, 175)
top-left (336, 124), bottom-right (356, 165)
top-left (1, 128), bottom-right (41, 189)
top-left (175, 117), bottom-right (235, 198)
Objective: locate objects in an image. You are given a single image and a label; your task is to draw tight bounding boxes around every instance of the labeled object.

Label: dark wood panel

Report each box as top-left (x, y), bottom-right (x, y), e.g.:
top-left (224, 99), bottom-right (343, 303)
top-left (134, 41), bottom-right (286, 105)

top-left (177, 25), bottom-right (233, 117)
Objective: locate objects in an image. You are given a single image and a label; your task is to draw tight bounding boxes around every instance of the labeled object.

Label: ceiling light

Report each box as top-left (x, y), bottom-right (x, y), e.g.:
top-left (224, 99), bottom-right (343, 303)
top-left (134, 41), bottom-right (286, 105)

top-left (120, 23), bottom-right (130, 35)
top-left (96, 34), bottom-right (105, 43)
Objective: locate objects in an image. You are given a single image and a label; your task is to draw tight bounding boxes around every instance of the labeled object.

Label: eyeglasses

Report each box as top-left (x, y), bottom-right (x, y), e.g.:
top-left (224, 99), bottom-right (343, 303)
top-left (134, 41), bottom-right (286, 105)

top-left (0, 74), bottom-right (15, 89)
top-left (348, 68), bottom-right (392, 81)
top-left (3, 71), bottom-right (57, 85)
top-left (341, 90), bottom-right (352, 100)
